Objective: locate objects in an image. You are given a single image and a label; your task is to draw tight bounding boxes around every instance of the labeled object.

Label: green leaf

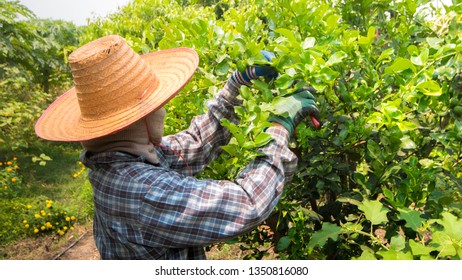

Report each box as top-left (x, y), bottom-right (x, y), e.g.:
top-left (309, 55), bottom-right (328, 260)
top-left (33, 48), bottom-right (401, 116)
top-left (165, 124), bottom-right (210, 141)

top-left (377, 235), bottom-right (413, 260)
top-left (431, 231), bottom-right (457, 257)
top-left (325, 14), bottom-right (341, 32)
top-left (417, 80), bottom-right (442, 96)
top-left (275, 28), bottom-right (298, 42)
top-left (319, 67), bottom-right (339, 82)
top-left (220, 118), bottom-right (245, 146)
top-left (220, 144), bottom-right (240, 156)
top-left (410, 48), bottom-right (428, 66)
top-left (389, 234), bottom-right (406, 251)
top-left (254, 132), bottom-right (272, 147)
top-left (430, 212), bottom-right (462, 258)
top-left (354, 246), bottom-right (377, 260)
top-left (400, 135), bottom-right (417, 149)
top-left (326, 51), bottom-right (347, 66)
top-left (426, 37), bottom-right (443, 49)
top-left (358, 199), bottom-right (390, 225)
top-left (377, 249), bottom-right (414, 260)
top-left (409, 240), bottom-right (435, 257)
top-left (377, 48), bottom-right (394, 64)
top-left (367, 140), bottom-right (384, 165)
top-left (277, 236), bottom-right (291, 251)
top-left (397, 121), bottom-right (418, 132)
top-left (384, 57), bottom-right (416, 74)
top-left (398, 208), bottom-right (424, 231)
top-left (302, 37), bottom-right (316, 49)
top-left (308, 222), bottom-right (341, 249)
top-left (358, 26), bottom-right (376, 45)
top-left (437, 212), bottom-right (462, 240)
top-left (274, 74), bottom-right (295, 89)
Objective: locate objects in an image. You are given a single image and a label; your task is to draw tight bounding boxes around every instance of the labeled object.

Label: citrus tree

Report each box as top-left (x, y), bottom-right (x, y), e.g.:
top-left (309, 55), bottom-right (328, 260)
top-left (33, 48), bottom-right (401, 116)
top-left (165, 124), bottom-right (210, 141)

top-left (79, 0), bottom-right (461, 259)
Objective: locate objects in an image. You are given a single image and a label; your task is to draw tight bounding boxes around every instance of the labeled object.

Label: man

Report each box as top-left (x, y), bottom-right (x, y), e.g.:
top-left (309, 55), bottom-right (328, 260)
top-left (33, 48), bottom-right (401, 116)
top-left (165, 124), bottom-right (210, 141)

top-left (35, 35), bottom-right (320, 259)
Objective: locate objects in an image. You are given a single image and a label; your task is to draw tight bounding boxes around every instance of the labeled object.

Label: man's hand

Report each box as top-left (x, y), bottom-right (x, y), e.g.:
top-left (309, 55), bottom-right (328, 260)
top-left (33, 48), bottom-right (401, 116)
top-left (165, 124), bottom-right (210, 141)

top-left (269, 87), bottom-right (321, 134)
top-left (229, 51), bottom-right (278, 87)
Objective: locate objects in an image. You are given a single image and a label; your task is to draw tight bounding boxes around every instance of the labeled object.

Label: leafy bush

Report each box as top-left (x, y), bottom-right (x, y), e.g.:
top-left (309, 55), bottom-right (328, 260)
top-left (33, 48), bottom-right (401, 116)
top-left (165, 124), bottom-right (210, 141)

top-left (0, 0), bottom-right (79, 150)
top-left (79, 0), bottom-right (462, 259)
top-left (0, 157), bottom-right (21, 198)
top-left (22, 198), bottom-right (76, 237)
top-left (0, 199), bottom-right (26, 245)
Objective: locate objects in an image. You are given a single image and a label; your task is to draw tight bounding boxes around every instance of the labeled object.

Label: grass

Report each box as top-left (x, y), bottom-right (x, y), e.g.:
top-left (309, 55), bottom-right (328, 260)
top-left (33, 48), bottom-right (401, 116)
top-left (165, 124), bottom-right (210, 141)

top-left (0, 142), bottom-right (94, 259)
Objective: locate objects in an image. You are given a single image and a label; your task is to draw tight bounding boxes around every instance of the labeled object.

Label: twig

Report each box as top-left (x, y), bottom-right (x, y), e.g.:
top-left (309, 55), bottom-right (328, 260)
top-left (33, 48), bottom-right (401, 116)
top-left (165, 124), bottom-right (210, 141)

top-left (52, 231), bottom-right (88, 260)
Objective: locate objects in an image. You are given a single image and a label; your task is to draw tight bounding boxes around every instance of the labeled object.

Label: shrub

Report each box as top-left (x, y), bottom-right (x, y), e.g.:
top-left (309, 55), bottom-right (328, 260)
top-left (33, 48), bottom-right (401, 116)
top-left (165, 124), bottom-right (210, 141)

top-left (0, 157), bottom-right (21, 198)
top-left (22, 198), bottom-right (76, 237)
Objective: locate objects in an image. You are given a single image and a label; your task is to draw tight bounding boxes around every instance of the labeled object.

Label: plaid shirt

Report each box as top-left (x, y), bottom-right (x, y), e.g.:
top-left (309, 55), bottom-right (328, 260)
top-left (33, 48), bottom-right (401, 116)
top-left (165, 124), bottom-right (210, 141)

top-left (80, 80), bottom-right (298, 259)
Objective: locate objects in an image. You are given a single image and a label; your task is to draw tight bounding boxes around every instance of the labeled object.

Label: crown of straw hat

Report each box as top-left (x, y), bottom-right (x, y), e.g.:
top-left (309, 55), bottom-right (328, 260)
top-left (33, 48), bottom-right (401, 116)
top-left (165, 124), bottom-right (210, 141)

top-left (35, 35), bottom-right (199, 142)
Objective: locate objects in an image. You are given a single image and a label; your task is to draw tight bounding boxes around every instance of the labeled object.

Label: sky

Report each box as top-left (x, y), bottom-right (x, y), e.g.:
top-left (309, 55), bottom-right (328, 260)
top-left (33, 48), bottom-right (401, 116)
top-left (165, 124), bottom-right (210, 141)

top-left (18, 0), bottom-right (453, 26)
top-left (18, 0), bottom-right (132, 26)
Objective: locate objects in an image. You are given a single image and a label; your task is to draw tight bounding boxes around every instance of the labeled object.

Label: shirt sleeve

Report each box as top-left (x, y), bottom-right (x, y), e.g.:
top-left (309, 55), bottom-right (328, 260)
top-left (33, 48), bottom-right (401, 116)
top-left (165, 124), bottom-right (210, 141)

top-left (138, 125), bottom-right (298, 248)
top-left (158, 79), bottom-right (242, 174)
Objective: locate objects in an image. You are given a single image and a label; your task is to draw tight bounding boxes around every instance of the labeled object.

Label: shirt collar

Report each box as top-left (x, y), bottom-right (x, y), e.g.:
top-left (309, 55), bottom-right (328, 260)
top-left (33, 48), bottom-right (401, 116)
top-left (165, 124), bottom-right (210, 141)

top-left (79, 150), bottom-right (146, 169)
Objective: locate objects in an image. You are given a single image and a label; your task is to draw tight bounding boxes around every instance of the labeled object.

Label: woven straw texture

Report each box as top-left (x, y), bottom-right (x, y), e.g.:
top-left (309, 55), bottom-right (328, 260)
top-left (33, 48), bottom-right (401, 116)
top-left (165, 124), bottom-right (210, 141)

top-left (35, 35), bottom-right (199, 142)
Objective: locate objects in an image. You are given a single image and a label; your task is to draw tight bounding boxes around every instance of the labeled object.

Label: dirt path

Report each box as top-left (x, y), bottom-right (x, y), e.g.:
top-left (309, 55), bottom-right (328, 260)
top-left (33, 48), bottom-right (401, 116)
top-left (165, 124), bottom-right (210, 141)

top-left (3, 221), bottom-right (260, 260)
top-left (55, 227), bottom-right (100, 260)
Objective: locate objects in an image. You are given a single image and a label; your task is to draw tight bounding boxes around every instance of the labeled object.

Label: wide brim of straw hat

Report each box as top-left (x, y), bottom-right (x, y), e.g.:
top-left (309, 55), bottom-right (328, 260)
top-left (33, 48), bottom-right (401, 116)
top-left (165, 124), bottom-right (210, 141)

top-left (35, 47), bottom-right (199, 142)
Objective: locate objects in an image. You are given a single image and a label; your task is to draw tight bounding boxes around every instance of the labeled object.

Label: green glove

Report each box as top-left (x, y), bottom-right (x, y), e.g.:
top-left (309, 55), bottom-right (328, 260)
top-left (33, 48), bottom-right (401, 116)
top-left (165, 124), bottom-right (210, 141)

top-left (269, 87), bottom-right (320, 134)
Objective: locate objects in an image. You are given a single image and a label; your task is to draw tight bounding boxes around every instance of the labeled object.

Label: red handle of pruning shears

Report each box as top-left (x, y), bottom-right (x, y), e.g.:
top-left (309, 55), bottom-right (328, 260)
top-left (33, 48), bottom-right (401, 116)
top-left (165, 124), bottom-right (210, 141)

top-left (310, 115), bottom-right (321, 129)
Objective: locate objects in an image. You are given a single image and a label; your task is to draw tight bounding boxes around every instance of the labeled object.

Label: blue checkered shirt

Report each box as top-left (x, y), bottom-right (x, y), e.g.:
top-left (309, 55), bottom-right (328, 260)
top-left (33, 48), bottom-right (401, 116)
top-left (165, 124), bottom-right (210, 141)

top-left (80, 80), bottom-right (298, 259)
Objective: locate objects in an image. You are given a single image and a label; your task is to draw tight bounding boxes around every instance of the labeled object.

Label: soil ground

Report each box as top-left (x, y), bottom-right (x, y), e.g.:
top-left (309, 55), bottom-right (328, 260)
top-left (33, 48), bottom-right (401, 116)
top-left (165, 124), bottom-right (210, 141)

top-left (2, 222), bottom-right (275, 260)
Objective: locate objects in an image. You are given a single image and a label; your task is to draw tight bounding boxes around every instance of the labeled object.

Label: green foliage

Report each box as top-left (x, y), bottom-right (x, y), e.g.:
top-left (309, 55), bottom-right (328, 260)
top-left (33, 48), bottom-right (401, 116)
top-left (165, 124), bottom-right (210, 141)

top-left (22, 198), bottom-right (76, 237)
top-left (0, 156), bottom-right (21, 198)
top-left (1, 0), bottom-right (80, 151)
top-left (78, 0), bottom-right (462, 259)
top-left (2, 0), bottom-right (461, 259)
top-left (0, 198), bottom-right (27, 245)
top-left (0, 0), bottom-right (91, 246)
top-left (31, 153), bottom-right (52, 166)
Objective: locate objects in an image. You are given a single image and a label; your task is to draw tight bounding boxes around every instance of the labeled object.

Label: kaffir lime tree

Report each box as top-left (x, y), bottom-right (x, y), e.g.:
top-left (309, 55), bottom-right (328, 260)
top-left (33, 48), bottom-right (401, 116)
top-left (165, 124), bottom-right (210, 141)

top-left (79, 0), bottom-right (462, 259)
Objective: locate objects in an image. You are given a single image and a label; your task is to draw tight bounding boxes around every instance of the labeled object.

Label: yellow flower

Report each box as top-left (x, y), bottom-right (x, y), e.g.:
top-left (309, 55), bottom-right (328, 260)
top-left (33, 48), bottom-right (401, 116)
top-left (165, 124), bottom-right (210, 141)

top-left (63, 226), bottom-right (68, 231)
top-left (7, 167), bottom-right (13, 172)
top-left (70, 226), bottom-right (75, 231)
top-left (65, 217), bottom-right (70, 222)
top-left (34, 213), bottom-right (41, 219)
top-left (71, 216), bottom-right (76, 221)
top-left (14, 165), bottom-right (18, 169)
top-left (23, 220), bottom-right (27, 224)
top-left (3, 186), bottom-right (7, 190)
top-left (41, 226), bottom-right (45, 231)
top-left (25, 224), bottom-right (29, 229)
top-left (6, 161), bottom-right (12, 165)
top-left (58, 230), bottom-right (64, 236)
top-left (11, 178), bottom-right (17, 183)
top-left (13, 157), bottom-right (17, 161)
top-left (27, 205), bottom-right (32, 209)
top-left (34, 228), bottom-right (39, 234)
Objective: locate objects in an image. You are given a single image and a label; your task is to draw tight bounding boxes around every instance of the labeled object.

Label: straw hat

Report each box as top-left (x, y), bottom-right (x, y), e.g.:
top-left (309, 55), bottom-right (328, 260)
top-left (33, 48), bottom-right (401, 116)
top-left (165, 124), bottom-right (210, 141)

top-left (35, 35), bottom-right (199, 142)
